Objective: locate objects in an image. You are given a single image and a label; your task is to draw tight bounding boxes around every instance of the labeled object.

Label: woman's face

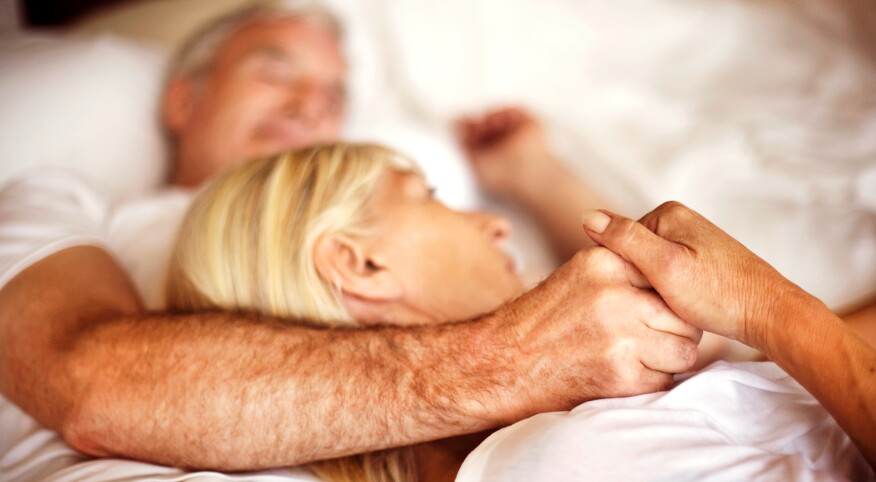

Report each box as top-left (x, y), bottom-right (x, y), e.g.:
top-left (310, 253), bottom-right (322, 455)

top-left (360, 169), bottom-right (525, 323)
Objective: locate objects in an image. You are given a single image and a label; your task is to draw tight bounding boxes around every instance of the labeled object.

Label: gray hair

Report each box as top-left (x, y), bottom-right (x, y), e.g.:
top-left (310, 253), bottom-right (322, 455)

top-left (168, 2), bottom-right (343, 79)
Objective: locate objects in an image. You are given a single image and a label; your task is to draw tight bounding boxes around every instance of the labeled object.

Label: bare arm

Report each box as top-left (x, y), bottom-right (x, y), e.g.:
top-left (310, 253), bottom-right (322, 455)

top-left (585, 203), bottom-right (876, 470)
top-left (763, 292), bottom-right (876, 468)
top-left (0, 244), bottom-right (699, 470)
top-left (457, 108), bottom-right (604, 261)
top-left (506, 157), bottom-right (603, 261)
top-left (842, 298), bottom-right (876, 348)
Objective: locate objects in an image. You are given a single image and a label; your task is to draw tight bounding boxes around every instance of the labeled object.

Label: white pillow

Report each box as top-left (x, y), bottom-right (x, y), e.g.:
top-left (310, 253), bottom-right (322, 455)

top-left (0, 32), bottom-right (169, 199)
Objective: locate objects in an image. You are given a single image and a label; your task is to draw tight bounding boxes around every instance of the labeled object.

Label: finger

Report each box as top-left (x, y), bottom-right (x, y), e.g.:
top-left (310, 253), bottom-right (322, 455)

top-left (627, 368), bottom-right (675, 397)
top-left (461, 116), bottom-right (480, 141)
top-left (487, 110), bottom-right (510, 133)
top-left (639, 331), bottom-right (698, 374)
top-left (638, 290), bottom-right (703, 343)
top-left (506, 109), bottom-right (529, 129)
top-left (637, 201), bottom-right (704, 246)
top-left (472, 117), bottom-right (492, 145)
top-left (454, 119), bottom-right (476, 145)
top-left (581, 209), bottom-right (678, 282)
top-left (487, 107), bottom-right (513, 122)
top-left (618, 258), bottom-right (652, 289)
top-left (505, 107), bottom-right (524, 122)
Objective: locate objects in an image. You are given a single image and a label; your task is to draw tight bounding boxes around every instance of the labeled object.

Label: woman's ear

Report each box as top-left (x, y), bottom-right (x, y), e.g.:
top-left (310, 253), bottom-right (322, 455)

top-left (163, 76), bottom-right (196, 133)
top-left (313, 234), bottom-right (404, 302)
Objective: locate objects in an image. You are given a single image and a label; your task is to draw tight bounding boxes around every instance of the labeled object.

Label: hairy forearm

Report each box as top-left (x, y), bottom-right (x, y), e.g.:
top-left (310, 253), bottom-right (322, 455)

top-left (58, 310), bottom-right (521, 470)
top-left (0, 247), bottom-right (526, 470)
top-left (2, 246), bottom-right (685, 471)
top-left (757, 291), bottom-right (876, 469)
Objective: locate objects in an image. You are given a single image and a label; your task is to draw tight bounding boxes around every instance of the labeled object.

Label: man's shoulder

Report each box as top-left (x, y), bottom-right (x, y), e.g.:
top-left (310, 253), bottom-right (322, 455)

top-left (1, 168), bottom-right (115, 210)
top-left (0, 167), bottom-right (179, 214)
top-left (0, 168), bottom-right (174, 290)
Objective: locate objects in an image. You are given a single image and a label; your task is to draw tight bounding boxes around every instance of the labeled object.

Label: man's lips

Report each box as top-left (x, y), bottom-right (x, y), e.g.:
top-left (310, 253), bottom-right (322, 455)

top-left (254, 118), bottom-right (314, 147)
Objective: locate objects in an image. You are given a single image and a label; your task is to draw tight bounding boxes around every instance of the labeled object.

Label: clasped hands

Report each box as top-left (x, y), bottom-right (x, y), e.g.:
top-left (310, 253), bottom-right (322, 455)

top-left (457, 107), bottom-right (806, 404)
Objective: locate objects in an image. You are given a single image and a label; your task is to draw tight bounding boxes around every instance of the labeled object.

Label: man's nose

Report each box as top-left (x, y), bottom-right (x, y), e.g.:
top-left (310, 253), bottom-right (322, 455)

top-left (286, 81), bottom-right (334, 126)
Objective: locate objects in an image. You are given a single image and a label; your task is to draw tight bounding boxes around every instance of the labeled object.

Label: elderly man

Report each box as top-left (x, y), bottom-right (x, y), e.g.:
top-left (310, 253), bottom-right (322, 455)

top-left (0, 5), bottom-right (699, 477)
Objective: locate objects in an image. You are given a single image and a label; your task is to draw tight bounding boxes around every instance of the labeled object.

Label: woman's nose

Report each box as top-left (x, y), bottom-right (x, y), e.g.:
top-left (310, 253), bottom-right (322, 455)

top-left (473, 212), bottom-right (512, 244)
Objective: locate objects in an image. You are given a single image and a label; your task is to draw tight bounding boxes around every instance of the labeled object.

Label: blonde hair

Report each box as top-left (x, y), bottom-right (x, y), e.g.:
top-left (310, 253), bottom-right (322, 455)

top-left (166, 142), bottom-right (420, 482)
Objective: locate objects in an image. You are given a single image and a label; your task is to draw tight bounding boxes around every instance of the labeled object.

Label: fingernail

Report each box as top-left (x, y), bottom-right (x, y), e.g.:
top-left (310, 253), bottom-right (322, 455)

top-left (581, 210), bottom-right (611, 234)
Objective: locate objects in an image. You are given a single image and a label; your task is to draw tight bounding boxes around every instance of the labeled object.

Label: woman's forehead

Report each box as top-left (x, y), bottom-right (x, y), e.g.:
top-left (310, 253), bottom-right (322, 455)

top-left (371, 169), bottom-right (427, 205)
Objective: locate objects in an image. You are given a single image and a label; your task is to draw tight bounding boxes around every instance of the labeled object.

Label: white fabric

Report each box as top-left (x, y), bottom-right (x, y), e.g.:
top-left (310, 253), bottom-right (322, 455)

top-left (0, 32), bottom-right (169, 201)
top-left (0, 170), bottom-right (191, 309)
top-left (5, 0), bottom-right (874, 302)
top-left (0, 402), bottom-right (320, 482)
top-left (457, 362), bottom-right (874, 482)
top-left (1, 1), bottom-right (874, 479)
top-left (372, 0), bottom-right (876, 309)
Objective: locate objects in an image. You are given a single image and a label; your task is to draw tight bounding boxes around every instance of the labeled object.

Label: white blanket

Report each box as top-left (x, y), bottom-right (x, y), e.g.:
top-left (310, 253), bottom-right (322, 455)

top-left (3, 0), bottom-right (874, 305)
top-left (352, 0), bottom-right (876, 309)
top-left (456, 362), bottom-right (874, 482)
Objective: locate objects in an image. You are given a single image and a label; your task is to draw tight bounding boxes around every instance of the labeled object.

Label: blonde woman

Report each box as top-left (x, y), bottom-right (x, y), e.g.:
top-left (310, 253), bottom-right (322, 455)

top-left (165, 143), bottom-right (870, 481)
top-left (166, 143), bottom-right (520, 482)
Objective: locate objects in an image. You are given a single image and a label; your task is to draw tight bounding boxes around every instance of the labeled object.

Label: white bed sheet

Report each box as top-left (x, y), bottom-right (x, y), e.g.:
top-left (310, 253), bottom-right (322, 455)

top-left (1, 1), bottom-right (874, 480)
top-left (358, 0), bottom-right (876, 309)
top-left (456, 361), bottom-right (875, 482)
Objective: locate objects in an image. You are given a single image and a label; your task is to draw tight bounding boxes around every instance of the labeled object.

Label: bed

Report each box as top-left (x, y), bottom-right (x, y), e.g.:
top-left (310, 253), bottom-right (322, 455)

top-left (0, 0), bottom-right (874, 480)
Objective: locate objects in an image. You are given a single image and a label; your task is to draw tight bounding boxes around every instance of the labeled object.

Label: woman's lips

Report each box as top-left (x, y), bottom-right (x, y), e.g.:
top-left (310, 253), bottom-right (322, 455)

top-left (504, 253), bottom-right (518, 273)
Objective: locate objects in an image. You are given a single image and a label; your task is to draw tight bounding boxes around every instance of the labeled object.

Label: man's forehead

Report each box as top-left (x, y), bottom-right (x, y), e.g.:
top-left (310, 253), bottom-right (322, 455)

top-left (220, 17), bottom-right (342, 60)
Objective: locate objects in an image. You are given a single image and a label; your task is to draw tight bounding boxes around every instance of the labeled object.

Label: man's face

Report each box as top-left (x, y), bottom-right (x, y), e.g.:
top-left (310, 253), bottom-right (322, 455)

top-left (165, 17), bottom-right (347, 181)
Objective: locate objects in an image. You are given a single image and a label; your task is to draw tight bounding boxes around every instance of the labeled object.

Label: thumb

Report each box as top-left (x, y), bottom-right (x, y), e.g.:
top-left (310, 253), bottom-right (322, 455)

top-left (581, 210), bottom-right (676, 282)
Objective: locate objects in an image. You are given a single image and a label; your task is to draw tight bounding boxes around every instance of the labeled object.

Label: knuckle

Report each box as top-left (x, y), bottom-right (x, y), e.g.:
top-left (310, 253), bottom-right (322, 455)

top-left (585, 246), bottom-right (615, 267)
top-left (672, 338), bottom-right (698, 370)
top-left (571, 246), bottom-right (616, 274)
top-left (591, 285), bottom-right (624, 314)
top-left (570, 248), bottom-right (592, 267)
top-left (665, 201), bottom-right (693, 220)
top-left (660, 200), bottom-right (686, 213)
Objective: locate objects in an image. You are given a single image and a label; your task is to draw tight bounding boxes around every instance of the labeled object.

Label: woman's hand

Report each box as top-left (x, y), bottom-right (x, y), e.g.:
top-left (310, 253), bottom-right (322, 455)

top-left (582, 201), bottom-right (876, 471)
top-left (456, 107), bottom-right (607, 260)
top-left (581, 201), bottom-right (807, 350)
top-left (455, 107), bottom-right (560, 202)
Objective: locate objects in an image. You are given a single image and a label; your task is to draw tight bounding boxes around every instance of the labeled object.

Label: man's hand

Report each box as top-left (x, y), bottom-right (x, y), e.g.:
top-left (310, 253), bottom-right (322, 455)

top-left (492, 245), bottom-right (702, 421)
top-left (581, 202), bottom-right (799, 350)
top-left (455, 107), bottom-right (558, 201)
